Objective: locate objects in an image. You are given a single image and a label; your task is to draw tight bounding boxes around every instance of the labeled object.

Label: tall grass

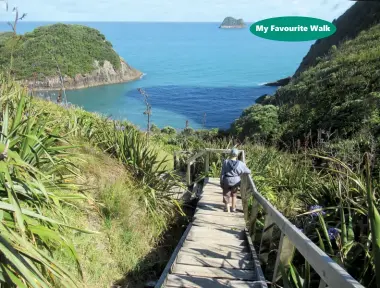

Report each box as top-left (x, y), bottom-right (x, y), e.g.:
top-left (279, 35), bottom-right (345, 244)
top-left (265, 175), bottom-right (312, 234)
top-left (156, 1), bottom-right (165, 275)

top-left (0, 74), bottom-right (184, 287)
top-left (0, 75), bottom-right (89, 286)
top-left (73, 118), bottom-right (185, 225)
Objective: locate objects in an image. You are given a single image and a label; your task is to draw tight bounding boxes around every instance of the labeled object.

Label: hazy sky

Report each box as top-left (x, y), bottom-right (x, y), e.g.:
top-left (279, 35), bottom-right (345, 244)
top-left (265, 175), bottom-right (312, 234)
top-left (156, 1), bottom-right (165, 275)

top-left (0, 0), bottom-right (354, 22)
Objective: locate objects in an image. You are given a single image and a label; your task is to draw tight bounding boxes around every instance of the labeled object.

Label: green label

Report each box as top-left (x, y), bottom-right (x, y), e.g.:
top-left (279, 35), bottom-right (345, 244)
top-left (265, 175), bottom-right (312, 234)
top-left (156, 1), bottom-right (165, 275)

top-left (250, 16), bottom-right (336, 42)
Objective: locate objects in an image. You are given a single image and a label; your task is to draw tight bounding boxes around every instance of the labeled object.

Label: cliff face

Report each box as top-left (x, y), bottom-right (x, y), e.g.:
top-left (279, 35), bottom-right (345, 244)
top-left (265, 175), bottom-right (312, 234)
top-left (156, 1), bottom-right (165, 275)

top-left (220, 17), bottom-right (245, 28)
top-left (24, 58), bottom-right (143, 91)
top-left (294, 2), bottom-right (380, 76)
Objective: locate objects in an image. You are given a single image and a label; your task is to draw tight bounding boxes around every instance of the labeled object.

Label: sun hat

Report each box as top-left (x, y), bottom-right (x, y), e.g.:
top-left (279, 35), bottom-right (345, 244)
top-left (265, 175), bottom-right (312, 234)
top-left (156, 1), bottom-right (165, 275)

top-left (230, 148), bottom-right (239, 157)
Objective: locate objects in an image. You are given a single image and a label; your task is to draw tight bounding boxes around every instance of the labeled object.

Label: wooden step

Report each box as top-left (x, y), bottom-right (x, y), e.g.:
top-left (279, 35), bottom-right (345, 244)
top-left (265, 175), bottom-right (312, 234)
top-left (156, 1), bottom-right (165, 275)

top-left (193, 214), bottom-right (246, 225)
top-left (182, 241), bottom-right (249, 253)
top-left (185, 236), bottom-right (247, 247)
top-left (188, 226), bottom-right (246, 240)
top-left (194, 208), bottom-right (245, 218)
top-left (171, 264), bottom-right (256, 280)
top-left (178, 248), bottom-right (251, 260)
top-left (193, 219), bottom-right (245, 230)
top-left (199, 198), bottom-right (243, 207)
top-left (176, 253), bottom-right (253, 269)
top-left (165, 275), bottom-right (265, 287)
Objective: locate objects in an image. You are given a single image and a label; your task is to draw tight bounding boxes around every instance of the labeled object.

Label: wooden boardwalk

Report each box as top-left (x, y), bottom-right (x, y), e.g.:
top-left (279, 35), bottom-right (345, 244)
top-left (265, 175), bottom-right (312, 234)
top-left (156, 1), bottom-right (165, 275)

top-left (157, 178), bottom-right (267, 288)
top-left (157, 148), bottom-right (365, 288)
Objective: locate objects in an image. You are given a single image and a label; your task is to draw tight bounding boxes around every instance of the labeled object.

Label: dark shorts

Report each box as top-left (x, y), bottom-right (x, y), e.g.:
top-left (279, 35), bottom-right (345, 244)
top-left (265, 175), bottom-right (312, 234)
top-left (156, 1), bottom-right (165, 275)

top-left (222, 184), bottom-right (239, 204)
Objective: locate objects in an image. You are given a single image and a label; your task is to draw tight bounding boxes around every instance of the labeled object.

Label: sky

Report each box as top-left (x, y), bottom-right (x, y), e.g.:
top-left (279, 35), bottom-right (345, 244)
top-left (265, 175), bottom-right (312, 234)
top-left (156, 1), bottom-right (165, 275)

top-left (0, 0), bottom-right (354, 22)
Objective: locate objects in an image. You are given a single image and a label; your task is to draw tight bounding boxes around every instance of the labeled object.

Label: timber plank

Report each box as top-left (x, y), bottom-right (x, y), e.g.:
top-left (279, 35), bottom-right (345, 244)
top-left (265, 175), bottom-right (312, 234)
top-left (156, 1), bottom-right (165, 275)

top-left (193, 214), bottom-right (245, 224)
top-left (182, 241), bottom-right (249, 253)
top-left (188, 226), bottom-right (245, 240)
top-left (165, 275), bottom-right (265, 288)
top-left (194, 209), bottom-right (245, 219)
top-left (176, 253), bottom-right (253, 269)
top-left (171, 264), bottom-right (256, 280)
top-left (178, 249), bottom-right (251, 260)
top-left (193, 219), bottom-right (245, 230)
top-left (185, 236), bottom-right (247, 246)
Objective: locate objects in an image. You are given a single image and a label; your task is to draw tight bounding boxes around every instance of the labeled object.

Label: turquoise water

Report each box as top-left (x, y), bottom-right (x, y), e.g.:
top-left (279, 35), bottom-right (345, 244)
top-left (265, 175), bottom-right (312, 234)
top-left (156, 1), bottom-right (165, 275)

top-left (1, 22), bottom-right (314, 129)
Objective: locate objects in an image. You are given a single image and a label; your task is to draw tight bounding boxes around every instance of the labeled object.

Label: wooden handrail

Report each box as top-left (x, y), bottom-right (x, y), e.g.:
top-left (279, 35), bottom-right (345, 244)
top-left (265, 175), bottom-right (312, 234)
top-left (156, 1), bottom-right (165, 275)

top-left (240, 174), bottom-right (364, 288)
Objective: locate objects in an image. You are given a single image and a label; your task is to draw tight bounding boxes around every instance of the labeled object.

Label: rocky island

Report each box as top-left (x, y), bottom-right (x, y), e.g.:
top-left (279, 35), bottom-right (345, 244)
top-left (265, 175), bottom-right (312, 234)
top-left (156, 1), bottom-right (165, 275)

top-left (0, 24), bottom-right (142, 90)
top-left (219, 17), bottom-right (246, 29)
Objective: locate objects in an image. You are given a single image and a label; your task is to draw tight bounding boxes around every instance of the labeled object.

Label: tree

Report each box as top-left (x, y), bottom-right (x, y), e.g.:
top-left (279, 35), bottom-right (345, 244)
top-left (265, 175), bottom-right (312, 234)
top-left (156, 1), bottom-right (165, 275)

top-left (8, 6), bottom-right (27, 35)
top-left (161, 126), bottom-right (176, 135)
top-left (231, 104), bottom-right (280, 142)
top-left (1, 1), bottom-right (26, 74)
top-left (150, 124), bottom-right (160, 134)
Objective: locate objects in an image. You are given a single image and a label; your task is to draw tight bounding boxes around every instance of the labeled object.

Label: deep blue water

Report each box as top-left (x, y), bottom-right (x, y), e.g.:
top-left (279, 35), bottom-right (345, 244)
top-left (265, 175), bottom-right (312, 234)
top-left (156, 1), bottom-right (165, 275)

top-left (0, 22), bottom-right (314, 130)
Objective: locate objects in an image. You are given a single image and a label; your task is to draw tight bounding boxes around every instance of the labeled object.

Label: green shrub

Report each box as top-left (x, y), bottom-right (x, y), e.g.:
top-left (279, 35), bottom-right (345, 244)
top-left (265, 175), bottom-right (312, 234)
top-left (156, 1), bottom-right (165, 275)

top-left (161, 126), bottom-right (176, 135)
top-left (150, 124), bottom-right (161, 133)
top-left (231, 104), bottom-right (281, 142)
top-left (0, 24), bottom-right (121, 79)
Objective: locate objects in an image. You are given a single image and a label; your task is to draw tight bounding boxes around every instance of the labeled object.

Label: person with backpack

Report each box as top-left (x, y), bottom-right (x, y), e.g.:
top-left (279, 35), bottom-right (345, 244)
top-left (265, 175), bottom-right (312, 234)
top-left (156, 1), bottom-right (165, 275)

top-left (220, 148), bottom-right (251, 212)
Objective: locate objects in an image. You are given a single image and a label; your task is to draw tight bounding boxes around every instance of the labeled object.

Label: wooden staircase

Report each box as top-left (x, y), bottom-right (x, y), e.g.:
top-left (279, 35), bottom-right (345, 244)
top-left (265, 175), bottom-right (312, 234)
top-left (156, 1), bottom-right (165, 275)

top-left (157, 178), bottom-right (267, 288)
top-left (156, 149), bottom-right (364, 288)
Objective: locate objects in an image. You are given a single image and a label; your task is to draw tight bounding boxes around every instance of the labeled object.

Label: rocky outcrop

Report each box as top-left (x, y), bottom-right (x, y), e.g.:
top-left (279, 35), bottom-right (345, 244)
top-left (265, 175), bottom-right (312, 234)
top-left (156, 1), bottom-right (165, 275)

top-left (264, 76), bottom-right (291, 87)
top-left (220, 17), bottom-right (245, 29)
top-left (24, 58), bottom-right (143, 91)
top-left (294, 1), bottom-right (380, 76)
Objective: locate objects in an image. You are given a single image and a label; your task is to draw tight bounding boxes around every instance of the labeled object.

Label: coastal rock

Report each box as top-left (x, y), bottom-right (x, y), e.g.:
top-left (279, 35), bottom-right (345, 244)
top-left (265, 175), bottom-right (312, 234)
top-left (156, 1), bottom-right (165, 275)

top-left (23, 58), bottom-right (142, 91)
top-left (264, 76), bottom-right (291, 87)
top-left (220, 17), bottom-right (245, 29)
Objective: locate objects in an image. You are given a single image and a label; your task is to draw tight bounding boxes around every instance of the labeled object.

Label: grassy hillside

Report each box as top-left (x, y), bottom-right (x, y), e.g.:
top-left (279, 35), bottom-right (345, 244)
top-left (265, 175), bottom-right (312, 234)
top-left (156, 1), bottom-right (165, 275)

top-left (295, 1), bottom-right (380, 76)
top-left (0, 74), bottom-right (183, 287)
top-left (232, 23), bottom-right (380, 146)
top-left (0, 24), bottom-right (122, 79)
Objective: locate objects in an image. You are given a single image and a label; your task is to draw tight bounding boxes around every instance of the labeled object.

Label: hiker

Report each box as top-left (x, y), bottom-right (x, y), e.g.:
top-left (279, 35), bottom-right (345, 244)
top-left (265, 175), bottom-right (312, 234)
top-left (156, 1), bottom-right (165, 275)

top-left (220, 148), bottom-right (251, 212)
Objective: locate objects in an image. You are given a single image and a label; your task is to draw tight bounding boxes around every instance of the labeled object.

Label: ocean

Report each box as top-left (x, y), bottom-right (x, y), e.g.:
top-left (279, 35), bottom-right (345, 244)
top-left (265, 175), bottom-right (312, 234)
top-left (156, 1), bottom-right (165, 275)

top-left (0, 22), bottom-right (314, 130)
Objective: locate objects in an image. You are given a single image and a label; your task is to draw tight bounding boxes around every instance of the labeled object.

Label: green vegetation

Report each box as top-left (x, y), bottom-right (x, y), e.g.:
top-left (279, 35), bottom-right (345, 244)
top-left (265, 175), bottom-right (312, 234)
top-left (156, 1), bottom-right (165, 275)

top-left (0, 74), bottom-right (183, 287)
top-left (295, 1), bottom-right (380, 75)
top-left (0, 24), bottom-right (122, 79)
top-left (231, 104), bottom-right (280, 143)
top-left (232, 23), bottom-right (380, 146)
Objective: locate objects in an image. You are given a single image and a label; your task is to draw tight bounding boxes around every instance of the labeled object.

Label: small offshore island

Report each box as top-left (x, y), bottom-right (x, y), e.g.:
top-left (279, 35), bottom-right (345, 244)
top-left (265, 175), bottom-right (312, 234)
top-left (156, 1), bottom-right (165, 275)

top-left (219, 17), bottom-right (246, 29)
top-left (0, 24), bottom-right (142, 91)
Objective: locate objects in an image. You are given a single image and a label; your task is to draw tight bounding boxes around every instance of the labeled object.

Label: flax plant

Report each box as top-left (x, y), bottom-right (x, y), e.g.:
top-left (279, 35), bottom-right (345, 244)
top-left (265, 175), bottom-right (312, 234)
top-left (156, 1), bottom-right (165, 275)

top-left (0, 75), bottom-right (91, 287)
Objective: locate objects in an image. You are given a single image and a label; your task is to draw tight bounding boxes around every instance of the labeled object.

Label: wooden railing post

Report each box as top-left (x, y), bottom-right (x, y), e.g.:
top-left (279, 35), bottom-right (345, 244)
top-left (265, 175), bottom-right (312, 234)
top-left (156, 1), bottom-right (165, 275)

top-left (318, 280), bottom-right (327, 288)
top-left (240, 174), bottom-right (249, 222)
top-left (272, 233), bottom-right (295, 284)
top-left (186, 162), bottom-right (191, 186)
top-left (249, 198), bottom-right (259, 238)
top-left (204, 152), bottom-right (210, 175)
top-left (240, 150), bottom-right (246, 163)
top-left (259, 215), bottom-right (274, 268)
